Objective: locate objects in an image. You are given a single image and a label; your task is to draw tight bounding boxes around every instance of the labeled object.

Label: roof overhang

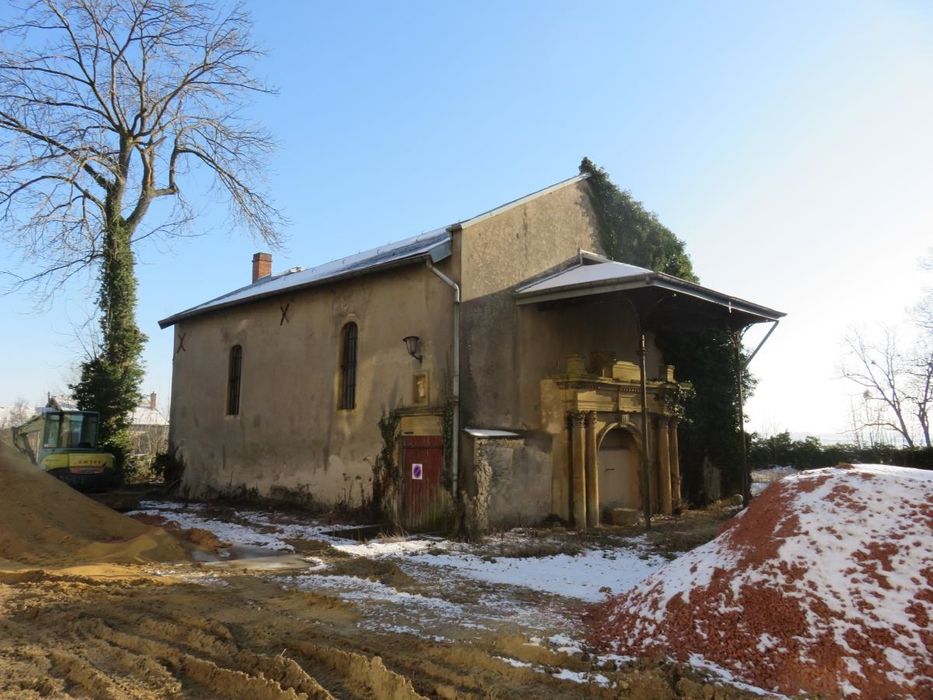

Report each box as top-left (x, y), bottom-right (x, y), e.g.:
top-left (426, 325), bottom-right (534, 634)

top-left (515, 256), bottom-right (784, 330)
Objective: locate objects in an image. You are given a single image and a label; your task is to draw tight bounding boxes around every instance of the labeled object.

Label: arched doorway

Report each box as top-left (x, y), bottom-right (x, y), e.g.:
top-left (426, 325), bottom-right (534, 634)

top-left (598, 427), bottom-right (640, 519)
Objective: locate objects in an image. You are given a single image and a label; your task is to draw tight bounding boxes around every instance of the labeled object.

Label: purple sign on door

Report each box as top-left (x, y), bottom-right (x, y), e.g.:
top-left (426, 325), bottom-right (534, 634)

top-left (411, 463), bottom-right (423, 480)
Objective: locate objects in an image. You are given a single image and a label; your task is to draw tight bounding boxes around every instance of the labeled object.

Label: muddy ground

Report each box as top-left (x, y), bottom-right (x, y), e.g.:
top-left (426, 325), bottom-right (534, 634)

top-left (0, 500), bottom-right (768, 699)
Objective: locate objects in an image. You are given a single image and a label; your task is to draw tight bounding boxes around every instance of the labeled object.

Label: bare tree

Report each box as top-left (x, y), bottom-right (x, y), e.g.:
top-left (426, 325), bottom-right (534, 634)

top-left (847, 390), bottom-right (887, 449)
top-left (0, 397), bottom-right (34, 447)
top-left (0, 0), bottom-right (283, 467)
top-left (842, 327), bottom-right (932, 448)
top-left (842, 329), bottom-right (915, 447)
top-left (0, 0), bottom-right (282, 292)
top-left (907, 249), bottom-right (933, 446)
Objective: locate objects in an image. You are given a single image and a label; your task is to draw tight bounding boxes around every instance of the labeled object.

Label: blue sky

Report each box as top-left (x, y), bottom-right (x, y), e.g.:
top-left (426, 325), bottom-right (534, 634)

top-left (2, 1), bottom-right (931, 439)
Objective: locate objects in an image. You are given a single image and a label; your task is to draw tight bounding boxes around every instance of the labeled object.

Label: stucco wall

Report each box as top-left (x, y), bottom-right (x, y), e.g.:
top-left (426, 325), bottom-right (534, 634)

top-left (458, 179), bottom-right (604, 431)
top-left (168, 261), bottom-right (455, 506)
top-left (458, 180), bottom-right (664, 430)
top-left (455, 178), bottom-right (668, 525)
top-left (468, 435), bottom-right (551, 529)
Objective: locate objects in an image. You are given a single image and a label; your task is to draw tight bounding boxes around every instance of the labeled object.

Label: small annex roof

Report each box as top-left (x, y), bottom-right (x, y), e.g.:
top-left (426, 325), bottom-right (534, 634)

top-left (129, 405), bottom-right (169, 427)
top-left (159, 227), bottom-right (451, 328)
top-left (515, 253), bottom-right (785, 328)
top-left (159, 173), bottom-right (591, 329)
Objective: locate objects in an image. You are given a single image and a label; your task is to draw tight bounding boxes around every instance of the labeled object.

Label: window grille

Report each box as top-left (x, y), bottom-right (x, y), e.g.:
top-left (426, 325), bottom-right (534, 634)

top-left (339, 323), bottom-right (357, 409)
top-left (227, 344), bottom-right (242, 415)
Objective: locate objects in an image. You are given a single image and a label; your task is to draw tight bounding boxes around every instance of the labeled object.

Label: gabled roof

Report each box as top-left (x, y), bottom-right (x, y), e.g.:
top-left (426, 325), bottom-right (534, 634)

top-left (159, 173), bottom-right (590, 329)
top-left (516, 253), bottom-right (785, 327)
top-left (159, 227), bottom-right (451, 328)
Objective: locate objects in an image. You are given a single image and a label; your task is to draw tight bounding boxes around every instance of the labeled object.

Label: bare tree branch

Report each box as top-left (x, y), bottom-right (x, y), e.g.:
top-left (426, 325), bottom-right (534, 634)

top-left (842, 325), bottom-right (931, 448)
top-left (0, 0), bottom-right (285, 296)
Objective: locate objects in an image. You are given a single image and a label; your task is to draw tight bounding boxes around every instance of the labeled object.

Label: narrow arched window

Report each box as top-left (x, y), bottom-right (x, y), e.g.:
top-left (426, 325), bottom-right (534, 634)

top-left (339, 323), bottom-right (357, 410)
top-left (227, 344), bottom-right (242, 415)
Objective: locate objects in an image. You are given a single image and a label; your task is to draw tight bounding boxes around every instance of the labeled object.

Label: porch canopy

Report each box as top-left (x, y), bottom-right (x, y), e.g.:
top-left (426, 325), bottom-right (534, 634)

top-left (514, 252), bottom-right (785, 527)
top-left (514, 252), bottom-right (784, 330)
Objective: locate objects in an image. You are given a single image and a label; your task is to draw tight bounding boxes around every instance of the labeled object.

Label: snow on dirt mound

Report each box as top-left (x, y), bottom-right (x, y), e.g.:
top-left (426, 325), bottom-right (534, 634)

top-left (0, 445), bottom-right (187, 568)
top-left (587, 464), bottom-right (932, 698)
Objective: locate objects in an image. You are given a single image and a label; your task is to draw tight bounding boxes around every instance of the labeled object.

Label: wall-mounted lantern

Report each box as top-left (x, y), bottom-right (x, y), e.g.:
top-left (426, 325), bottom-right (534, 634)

top-left (403, 335), bottom-right (423, 363)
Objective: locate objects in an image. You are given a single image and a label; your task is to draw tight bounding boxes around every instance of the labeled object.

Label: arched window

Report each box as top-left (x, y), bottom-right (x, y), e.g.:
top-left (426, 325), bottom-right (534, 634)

top-left (227, 344), bottom-right (242, 415)
top-left (339, 323), bottom-right (357, 410)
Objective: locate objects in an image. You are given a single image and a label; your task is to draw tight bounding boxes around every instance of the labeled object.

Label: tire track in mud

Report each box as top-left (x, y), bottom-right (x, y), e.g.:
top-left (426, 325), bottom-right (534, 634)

top-left (0, 572), bottom-right (573, 699)
top-left (0, 568), bottom-right (764, 699)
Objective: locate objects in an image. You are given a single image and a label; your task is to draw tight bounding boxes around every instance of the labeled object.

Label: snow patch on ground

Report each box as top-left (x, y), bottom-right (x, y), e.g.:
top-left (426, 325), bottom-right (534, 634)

top-left (131, 505), bottom-right (295, 551)
top-left (131, 503), bottom-right (669, 603)
top-left (400, 547), bottom-right (664, 602)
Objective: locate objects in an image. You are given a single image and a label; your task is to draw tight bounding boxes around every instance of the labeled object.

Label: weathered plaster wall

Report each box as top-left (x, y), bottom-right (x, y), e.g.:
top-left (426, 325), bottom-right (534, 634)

top-left (514, 299), bottom-right (665, 428)
top-left (456, 179), bottom-right (668, 525)
top-left (466, 434), bottom-right (552, 529)
top-left (168, 261), bottom-right (455, 505)
top-left (459, 179), bottom-right (604, 430)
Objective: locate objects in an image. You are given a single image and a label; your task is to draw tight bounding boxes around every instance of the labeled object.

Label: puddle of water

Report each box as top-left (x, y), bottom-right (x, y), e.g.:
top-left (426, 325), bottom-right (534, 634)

top-left (320, 524), bottom-right (385, 542)
top-left (203, 552), bottom-right (324, 572)
top-left (195, 544), bottom-right (325, 573)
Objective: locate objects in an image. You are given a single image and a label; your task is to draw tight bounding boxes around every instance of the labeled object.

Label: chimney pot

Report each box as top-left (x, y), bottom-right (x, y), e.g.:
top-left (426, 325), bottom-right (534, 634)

top-left (252, 252), bottom-right (272, 283)
top-left (149, 392), bottom-right (157, 411)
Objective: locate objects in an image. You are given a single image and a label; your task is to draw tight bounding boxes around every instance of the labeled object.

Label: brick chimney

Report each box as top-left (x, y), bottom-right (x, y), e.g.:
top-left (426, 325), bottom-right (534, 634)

top-left (252, 252), bottom-right (272, 283)
top-left (149, 392), bottom-right (157, 410)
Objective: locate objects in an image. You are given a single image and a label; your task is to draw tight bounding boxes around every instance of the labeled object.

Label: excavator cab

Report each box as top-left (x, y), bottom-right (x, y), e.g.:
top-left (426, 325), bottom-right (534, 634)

top-left (12, 407), bottom-right (117, 490)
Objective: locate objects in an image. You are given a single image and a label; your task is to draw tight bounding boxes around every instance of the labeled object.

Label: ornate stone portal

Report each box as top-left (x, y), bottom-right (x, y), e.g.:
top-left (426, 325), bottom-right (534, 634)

top-left (548, 354), bottom-right (685, 528)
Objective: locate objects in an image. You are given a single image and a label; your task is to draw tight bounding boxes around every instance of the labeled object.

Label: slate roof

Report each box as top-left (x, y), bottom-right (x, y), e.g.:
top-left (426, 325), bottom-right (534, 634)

top-left (158, 227), bottom-right (451, 328)
top-left (158, 173), bottom-right (590, 329)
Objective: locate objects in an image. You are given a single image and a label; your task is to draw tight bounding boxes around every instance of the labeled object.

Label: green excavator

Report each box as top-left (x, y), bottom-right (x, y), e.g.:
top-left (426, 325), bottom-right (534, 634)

top-left (12, 399), bottom-right (117, 490)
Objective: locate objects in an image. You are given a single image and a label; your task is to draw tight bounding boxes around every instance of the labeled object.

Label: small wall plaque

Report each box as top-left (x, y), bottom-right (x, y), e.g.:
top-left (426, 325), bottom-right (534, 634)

top-left (413, 372), bottom-right (428, 405)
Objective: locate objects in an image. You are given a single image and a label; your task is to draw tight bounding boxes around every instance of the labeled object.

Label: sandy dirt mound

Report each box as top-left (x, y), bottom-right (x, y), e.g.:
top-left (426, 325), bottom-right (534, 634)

top-left (130, 513), bottom-right (226, 552)
top-left (587, 464), bottom-right (933, 698)
top-left (0, 445), bottom-right (187, 568)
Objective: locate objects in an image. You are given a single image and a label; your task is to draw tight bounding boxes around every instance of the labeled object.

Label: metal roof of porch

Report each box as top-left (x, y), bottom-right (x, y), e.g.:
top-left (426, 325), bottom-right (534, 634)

top-left (514, 254), bottom-right (785, 329)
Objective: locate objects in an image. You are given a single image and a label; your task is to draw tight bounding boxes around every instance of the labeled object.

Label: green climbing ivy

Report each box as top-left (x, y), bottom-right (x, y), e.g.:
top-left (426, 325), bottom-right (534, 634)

top-left (71, 214), bottom-right (146, 480)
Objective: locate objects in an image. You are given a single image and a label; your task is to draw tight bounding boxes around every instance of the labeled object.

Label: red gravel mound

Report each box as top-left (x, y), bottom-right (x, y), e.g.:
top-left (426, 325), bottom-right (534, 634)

top-left (586, 465), bottom-right (932, 698)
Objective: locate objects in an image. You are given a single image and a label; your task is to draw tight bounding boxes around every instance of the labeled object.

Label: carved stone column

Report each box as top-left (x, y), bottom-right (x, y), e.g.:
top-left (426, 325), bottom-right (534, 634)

top-left (657, 416), bottom-right (672, 515)
top-left (584, 411), bottom-right (599, 529)
top-left (569, 412), bottom-right (587, 529)
top-left (670, 419), bottom-right (682, 512)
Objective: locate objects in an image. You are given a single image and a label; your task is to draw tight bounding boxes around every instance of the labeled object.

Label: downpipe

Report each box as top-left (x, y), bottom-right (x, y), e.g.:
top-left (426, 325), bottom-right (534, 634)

top-left (426, 260), bottom-right (460, 501)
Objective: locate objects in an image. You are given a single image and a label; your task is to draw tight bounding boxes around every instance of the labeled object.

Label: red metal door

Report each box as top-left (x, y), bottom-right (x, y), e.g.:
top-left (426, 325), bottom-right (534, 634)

top-left (401, 436), bottom-right (445, 531)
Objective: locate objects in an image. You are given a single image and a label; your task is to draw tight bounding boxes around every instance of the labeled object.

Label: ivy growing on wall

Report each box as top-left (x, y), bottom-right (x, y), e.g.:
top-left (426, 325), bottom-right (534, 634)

top-left (579, 158), bottom-right (754, 501)
top-left (372, 410), bottom-right (402, 529)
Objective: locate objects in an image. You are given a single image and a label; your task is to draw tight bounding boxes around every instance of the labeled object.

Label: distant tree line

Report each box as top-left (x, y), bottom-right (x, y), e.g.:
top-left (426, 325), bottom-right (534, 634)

top-left (748, 431), bottom-right (933, 471)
